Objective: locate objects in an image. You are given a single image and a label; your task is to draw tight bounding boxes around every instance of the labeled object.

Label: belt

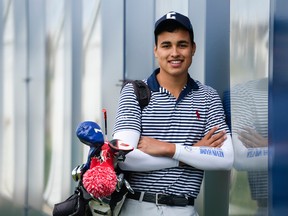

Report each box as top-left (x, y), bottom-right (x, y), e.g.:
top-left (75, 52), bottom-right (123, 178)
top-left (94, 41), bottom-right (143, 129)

top-left (127, 192), bottom-right (194, 206)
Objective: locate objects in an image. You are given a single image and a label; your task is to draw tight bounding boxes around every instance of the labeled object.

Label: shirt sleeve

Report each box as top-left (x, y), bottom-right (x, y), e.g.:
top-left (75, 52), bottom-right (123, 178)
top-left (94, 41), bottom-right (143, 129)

top-left (173, 134), bottom-right (234, 170)
top-left (113, 130), bottom-right (179, 172)
top-left (172, 86), bottom-right (234, 170)
top-left (113, 83), bottom-right (142, 134)
top-left (205, 86), bottom-right (230, 134)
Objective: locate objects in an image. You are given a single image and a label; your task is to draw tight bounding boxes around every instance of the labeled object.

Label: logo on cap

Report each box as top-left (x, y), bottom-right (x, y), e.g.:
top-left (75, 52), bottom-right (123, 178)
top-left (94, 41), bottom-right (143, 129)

top-left (166, 12), bottom-right (176, 20)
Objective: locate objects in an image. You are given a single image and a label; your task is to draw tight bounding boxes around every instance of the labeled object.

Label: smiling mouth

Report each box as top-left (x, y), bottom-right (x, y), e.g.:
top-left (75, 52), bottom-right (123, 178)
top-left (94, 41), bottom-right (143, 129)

top-left (170, 60), bottom-right (182, 64)
top-left (169, 60), bottom-right (183, 66)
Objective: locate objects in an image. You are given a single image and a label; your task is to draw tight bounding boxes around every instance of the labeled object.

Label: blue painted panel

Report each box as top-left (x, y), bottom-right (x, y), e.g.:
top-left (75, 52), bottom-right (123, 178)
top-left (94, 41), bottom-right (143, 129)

top-left (269, 0), bottom-right (288, 214)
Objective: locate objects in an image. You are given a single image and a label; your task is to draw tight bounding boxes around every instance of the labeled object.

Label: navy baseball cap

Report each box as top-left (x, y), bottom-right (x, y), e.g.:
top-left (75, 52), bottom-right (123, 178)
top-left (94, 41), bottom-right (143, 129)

top-left (154, 11), bottom-right (194, 41)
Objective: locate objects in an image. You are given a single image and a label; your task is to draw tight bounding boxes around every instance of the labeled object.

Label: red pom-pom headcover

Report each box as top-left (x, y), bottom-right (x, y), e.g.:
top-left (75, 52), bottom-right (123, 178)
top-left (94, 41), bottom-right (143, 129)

top-left (82, 143), bottom-right (117, 198)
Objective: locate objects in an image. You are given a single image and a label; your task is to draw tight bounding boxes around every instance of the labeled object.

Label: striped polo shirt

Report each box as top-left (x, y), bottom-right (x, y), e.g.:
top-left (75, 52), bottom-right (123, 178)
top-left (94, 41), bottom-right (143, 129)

top-left (113, 68), bottom-right (229, 198)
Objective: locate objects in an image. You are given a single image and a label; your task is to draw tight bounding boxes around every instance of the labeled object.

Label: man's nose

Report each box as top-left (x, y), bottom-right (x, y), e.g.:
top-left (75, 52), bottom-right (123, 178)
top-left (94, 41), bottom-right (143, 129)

top-left (171, 46), bottom-right (180, 57)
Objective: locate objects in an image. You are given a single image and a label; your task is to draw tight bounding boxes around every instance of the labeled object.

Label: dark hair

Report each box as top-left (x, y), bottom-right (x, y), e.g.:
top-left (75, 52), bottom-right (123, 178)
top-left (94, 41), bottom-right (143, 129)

top-left (154, 21), bottom-right (194, 46)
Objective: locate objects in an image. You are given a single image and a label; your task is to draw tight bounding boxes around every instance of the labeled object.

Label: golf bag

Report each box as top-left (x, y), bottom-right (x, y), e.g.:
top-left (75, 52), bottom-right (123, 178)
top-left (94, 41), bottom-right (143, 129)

top-left (53, 80), bottom-right (150, 216)
top-left (53, 121), bottom-right (134, 216)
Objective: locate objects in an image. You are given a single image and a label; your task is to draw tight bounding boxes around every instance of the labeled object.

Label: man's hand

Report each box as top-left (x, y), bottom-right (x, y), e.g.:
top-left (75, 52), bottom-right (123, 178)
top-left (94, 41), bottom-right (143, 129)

top-left (194, 126), bottom-right (227, 148)
top-left (137, 136), bottom-right (175, 157)
top-left (137, 126), bottom-right (227, 158)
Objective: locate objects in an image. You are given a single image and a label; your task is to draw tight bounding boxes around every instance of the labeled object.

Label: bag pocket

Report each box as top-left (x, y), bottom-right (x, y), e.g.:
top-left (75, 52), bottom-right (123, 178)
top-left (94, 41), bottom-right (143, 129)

top-left (53, 192), bottom-right (80, 216)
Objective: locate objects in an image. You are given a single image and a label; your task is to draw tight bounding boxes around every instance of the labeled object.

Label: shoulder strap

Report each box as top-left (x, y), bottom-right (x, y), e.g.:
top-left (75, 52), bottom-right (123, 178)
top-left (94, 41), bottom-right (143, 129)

top-left (122, 80), bottom-right (151, 110)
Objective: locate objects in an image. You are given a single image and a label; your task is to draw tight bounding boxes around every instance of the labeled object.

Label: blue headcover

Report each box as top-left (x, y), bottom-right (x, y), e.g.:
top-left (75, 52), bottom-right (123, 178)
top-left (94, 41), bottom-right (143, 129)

top-left (76, 121), bottom-right (104, 147)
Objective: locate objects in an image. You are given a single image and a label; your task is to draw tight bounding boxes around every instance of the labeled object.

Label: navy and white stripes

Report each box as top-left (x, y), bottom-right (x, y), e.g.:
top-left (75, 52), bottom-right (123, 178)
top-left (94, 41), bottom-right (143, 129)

top-left (113, 70), bottom-right (229, 198)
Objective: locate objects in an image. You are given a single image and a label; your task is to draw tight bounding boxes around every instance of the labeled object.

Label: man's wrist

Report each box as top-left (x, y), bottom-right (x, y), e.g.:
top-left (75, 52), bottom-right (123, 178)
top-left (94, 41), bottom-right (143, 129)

top-left (165, 143), bottom-right (176, 158)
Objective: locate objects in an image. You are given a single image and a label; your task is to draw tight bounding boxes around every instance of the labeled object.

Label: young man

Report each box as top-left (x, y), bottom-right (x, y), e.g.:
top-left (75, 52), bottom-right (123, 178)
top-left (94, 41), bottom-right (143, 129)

top-left (113, 11), bottom-right (234, 216)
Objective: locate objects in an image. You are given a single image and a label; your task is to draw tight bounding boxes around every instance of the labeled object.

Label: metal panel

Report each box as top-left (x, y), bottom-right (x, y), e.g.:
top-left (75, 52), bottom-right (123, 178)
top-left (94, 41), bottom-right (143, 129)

top-left (69, 0), bottom-right (83, 191)
top-left (0, 0), bottom-right (3, 192)
top-left (189, 0), bottom-right (206, 83)
top-left (1, 0), bottom-right (15, 203)
top-left (13, 0), bottom-right (29, 207)
top-left (43, 0), bottom-right (68, 208)
top-left (269, 0), bottom-right (288, 214)
top-left (125, 0), bottom-right (154, 80)
top-left (203, 0), bottom-right (230, 216)
top-left (101, 0), bottom-right (125, 139)
top-left (43, 0), bottom-right (83, 209)
top-left (63, 0), bottom-right (83, 194)
top-left (155, 0), bottom-right (188, 17)
top-left (27, 0), bottom-right (45, 209)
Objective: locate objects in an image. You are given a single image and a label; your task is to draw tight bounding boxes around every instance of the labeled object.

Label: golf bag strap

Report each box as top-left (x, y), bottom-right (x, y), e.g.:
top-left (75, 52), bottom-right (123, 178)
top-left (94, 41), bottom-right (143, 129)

top-left (122, 80), bottom-right (151, 110)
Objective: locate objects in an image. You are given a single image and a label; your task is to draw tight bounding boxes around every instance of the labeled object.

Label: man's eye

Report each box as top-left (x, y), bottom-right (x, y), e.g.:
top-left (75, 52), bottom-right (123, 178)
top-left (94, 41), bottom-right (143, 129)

top-left (179, 44), bottom-right (188, 48)
top-left (161, 44), bottom-right (170, 48)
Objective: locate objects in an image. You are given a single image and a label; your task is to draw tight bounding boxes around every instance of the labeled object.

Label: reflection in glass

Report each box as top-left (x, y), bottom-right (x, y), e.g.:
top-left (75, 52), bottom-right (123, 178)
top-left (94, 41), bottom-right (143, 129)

top-left (43, 0), bottom-right (66, 211)
top-left (43, 1), bottom-right (102, 214)
top-left (81, 0), bottom-right (102, 163)
top-left (82, 0), bottom-right (102, 122)
top-left (228, 0), bottom-right (269, 215)
top-left (230, 78), bottom-right (268, 215)
top-left (1, 0), bottom-right (15, 200)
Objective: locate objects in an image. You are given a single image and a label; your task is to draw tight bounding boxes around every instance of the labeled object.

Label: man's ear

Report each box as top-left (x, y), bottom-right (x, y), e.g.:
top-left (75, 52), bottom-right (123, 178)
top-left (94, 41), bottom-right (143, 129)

top-left (154, 46), bottom-right (158, 58)
top-left (192, 42), bottom-right (196, 56)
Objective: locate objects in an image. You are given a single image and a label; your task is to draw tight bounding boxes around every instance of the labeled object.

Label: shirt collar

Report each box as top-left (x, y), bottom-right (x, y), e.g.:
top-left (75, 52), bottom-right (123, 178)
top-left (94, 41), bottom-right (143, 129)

top-left (147, 68), bottom-right (199, 93)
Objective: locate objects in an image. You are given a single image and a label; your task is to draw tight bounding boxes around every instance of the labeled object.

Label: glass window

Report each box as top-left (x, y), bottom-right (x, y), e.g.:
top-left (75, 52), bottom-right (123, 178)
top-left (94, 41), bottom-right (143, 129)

top-left (82, 0), bottom-right (102, 122)
top-left (1, 0), bottom-right (15, 200)
top-left (81, 0), bottom-right (102, 174)
top-left (43, 0), bottom-right (66, 211)
top-left (228, 1), bottom-right (269, 215)
top-left (43, 1), bottom-right (102, 213)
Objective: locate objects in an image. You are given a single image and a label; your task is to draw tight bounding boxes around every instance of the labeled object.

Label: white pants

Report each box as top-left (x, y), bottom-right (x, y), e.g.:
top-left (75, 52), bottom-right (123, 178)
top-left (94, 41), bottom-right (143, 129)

top-left (119, 198), bottom-right (199, 216)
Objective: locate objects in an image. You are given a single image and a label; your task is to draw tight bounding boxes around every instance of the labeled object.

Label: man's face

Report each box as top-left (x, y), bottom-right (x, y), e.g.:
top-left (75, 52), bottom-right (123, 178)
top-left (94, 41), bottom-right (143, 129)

top-left (154, 29), bottom-right (196, 78)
